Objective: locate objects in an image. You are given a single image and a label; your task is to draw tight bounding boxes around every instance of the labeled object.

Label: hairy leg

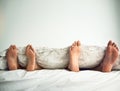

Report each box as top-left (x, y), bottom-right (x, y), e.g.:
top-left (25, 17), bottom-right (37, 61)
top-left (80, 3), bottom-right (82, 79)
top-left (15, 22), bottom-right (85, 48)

top-left (25, 45), bottom-right (42, 71)
top-left (6, 45), bottom-right (20, 70)
top-left (68, 41), bottom-right (81, 72)
top-left (94, 40), bottom-right (119, 72)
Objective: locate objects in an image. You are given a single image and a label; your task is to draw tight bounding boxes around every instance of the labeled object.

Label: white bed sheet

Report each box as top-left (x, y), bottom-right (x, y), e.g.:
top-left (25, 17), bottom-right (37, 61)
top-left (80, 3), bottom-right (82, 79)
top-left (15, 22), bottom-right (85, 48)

top-left (0, 69), bottom-right (120, 91)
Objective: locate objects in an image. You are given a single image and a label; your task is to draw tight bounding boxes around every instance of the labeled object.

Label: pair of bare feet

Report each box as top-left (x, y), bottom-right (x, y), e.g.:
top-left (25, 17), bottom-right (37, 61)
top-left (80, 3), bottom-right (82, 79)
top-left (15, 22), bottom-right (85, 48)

top-left (6, 45), bottom-right (41, 71)
top-left (68, 40), bottom-right (119, 72)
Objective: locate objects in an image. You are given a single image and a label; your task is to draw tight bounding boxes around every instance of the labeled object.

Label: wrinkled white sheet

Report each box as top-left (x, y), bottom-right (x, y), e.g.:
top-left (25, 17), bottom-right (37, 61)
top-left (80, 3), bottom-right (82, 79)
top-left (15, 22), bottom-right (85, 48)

top-left (0, 69), bottom-right (120, 91)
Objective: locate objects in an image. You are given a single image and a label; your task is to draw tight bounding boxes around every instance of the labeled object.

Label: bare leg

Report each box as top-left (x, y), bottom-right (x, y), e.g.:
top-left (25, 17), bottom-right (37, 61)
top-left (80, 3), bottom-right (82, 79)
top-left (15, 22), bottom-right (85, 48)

top-left (68, 41), bottom-right (81, 72)
top-left (94, 40), bottom-right (119, 72)
top-left (25, 45), bottom-right (42, 71)
top-left (6, 45), bottom-right (20, 70)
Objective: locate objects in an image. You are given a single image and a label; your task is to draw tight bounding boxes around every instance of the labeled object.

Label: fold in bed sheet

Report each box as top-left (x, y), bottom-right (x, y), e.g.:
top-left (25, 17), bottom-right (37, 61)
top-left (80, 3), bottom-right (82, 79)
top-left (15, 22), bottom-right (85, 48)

top-left (0, 69), bottom-right (120, 91)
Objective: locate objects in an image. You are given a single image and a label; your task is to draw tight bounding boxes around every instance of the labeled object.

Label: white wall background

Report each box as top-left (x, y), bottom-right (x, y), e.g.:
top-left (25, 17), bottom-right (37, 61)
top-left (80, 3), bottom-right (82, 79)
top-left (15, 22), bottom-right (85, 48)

top-left (0, 0), bottom-right (120, 51)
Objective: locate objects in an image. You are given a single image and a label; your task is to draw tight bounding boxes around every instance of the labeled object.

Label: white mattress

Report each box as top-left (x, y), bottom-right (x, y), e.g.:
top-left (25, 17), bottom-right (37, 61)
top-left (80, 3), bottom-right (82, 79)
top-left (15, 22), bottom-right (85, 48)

top-left (0, 69), bottom-right (120, 91)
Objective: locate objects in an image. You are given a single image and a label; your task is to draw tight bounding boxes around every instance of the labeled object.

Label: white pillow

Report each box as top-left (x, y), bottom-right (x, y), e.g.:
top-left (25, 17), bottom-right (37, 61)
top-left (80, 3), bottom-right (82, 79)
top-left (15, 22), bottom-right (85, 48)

top-left (0, 45), bottom-right (120, 70)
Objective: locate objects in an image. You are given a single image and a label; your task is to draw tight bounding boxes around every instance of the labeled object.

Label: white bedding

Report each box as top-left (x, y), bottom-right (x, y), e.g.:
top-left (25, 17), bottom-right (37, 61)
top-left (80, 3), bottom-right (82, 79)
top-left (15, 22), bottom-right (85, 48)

top-left (0, 69), bottom-right (120, 91)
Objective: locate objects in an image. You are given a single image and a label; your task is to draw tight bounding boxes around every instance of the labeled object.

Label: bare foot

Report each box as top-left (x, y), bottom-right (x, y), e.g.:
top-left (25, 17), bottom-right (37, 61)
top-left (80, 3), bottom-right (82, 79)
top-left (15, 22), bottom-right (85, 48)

top-left (25, 45), bottom-right (41, 71)
top-left (68, 41), bottom-right (81, 72)
top-left (99, 40), bottom-right (119, 72)
top-left (6, 45), bottom-right (19, 70)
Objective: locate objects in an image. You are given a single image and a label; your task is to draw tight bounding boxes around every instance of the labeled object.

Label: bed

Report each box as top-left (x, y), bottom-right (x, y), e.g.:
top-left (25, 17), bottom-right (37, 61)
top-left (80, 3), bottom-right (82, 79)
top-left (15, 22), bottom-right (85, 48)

top-left (0, 69), bottom-right (120, 91)
top-left (0, 45), bottom-right (120, 91)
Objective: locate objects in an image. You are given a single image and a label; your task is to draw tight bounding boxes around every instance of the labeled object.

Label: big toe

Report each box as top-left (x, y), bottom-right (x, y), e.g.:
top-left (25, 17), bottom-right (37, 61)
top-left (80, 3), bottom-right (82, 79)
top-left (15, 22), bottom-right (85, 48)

top-left (8, 45), bottom-right (15, 52)
top-left (30, 45), bottom-right (35, 52)
top-left (108, 40), bottom-right (113, 46)
top-left (26, 45), bottom-right (31, 50)
top-left (27, 44), bottom-right (31, 47)
top-left (106, 45), bottom-right (112, 54)
top-left (12, 45), bottom-right (17, 49)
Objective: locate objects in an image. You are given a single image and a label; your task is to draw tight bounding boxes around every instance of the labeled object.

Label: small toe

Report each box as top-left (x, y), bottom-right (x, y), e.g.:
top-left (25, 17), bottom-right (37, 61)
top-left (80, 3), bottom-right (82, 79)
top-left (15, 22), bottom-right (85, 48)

top-left (113, 43), bottom-right (119, 51)
top-left (77, 40), bottom-right (81, 46)
top-left (72, 42), bottom-right (75, 46)
top-left (112, 42), bottom-right (116, 48)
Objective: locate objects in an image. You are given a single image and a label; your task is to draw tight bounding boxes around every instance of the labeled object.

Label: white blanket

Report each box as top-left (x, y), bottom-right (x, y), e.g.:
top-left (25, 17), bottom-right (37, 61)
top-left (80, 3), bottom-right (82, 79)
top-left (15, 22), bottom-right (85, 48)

top-left (0, 45), bottom-right (120, 70)
top-left (0, 69), bottom-right (120, 91)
